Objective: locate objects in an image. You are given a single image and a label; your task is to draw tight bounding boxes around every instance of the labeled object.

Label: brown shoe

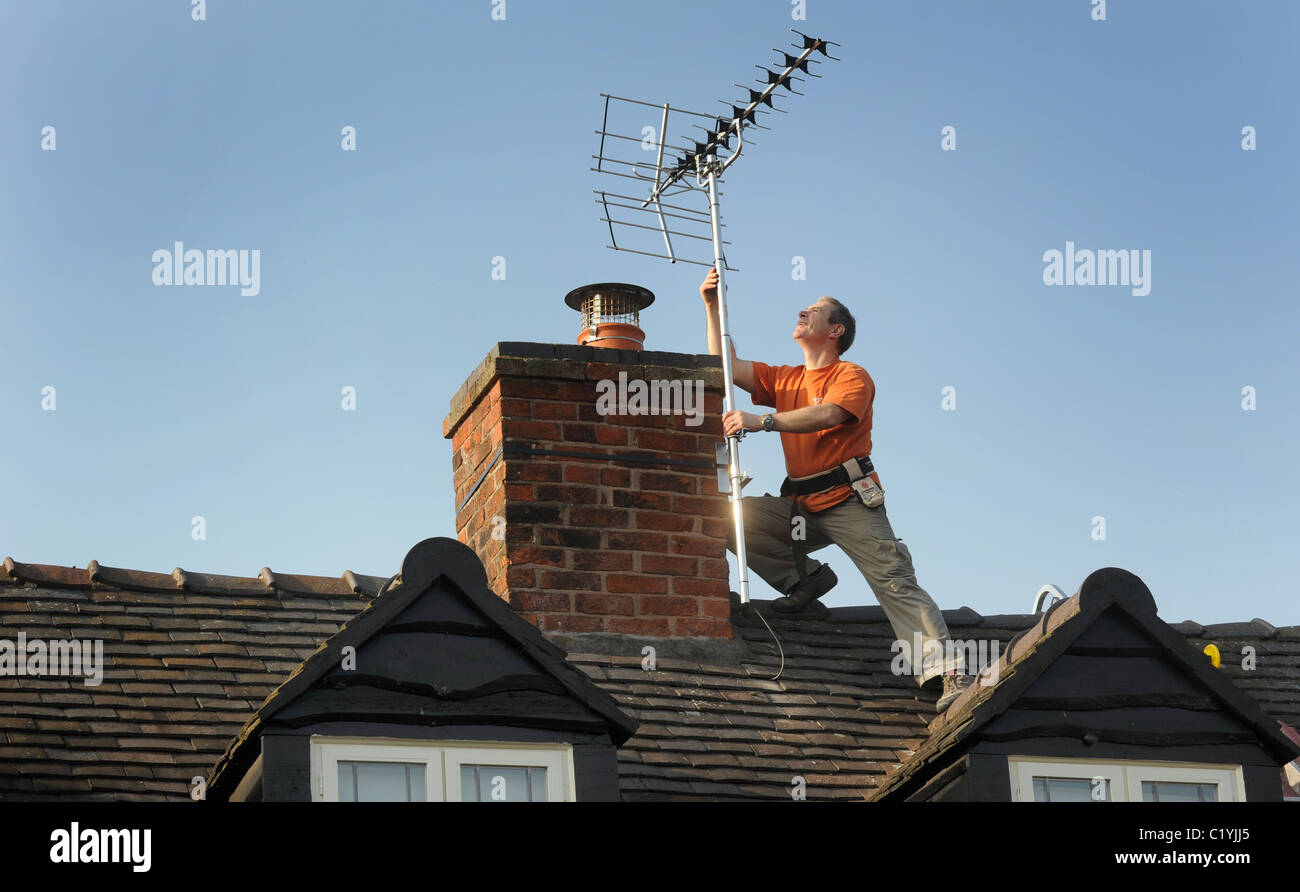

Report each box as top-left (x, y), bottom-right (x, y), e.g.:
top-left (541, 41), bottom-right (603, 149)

top-left (771, 565), bottom-right (837, 613)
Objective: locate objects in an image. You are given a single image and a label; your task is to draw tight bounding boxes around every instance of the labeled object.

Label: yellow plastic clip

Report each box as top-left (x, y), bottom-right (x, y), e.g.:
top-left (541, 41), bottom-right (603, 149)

top-left (1203, 644), bottom-right (1221, 668)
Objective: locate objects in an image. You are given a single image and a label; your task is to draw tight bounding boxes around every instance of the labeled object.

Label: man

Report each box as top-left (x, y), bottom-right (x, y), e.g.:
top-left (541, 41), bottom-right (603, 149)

top-left (699, 266), bottom-right (974, 712)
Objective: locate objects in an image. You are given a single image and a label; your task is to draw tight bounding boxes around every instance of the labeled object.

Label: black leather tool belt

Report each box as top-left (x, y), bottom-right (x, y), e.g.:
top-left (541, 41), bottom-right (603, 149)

top-left (779, 455), bottom-right (875, 498)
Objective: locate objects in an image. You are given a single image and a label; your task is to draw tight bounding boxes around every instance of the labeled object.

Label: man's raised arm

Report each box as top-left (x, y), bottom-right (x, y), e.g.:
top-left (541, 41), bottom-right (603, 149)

top-left (699, 266), bottom-right (755, 394)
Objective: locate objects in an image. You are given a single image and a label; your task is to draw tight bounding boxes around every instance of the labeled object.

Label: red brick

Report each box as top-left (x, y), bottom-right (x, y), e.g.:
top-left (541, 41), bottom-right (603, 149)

top-left (504, 483), bottom-right (532, 501)
top-left (538, 614), bottom-right (606, 633)
top-left (561, 422), bottom-right (598, 443)
top-left (672, 617), bottom-right (732, 638)
top-left (455, 503), bottom-right (483, 532)
top-left (502, 419), bottom-right (562, 440)
top-left (504, 522), bottom-right (534, 543)
top-left (701, 517), bottom-right (731, 539)
top-left (606, 574), bottom-right (669, 595)
top-left (535, 484), bottom-right (599, 504)
top-left (595, 426), bottom-right (628, 445)
top-left (507, 462), bottom-right (563, 483)
top-left (672, 535), bottom-right (724, 558)
top-left (500, 378), bottom-right (564, 400)
top-left (671, 577), bottom-right (730, 597)
top-left (537, 527), bottom-right (602, 549)
top-left (576, 593), bottom-right (634, 615)
top-left (700, 558), bottom-right (731, 580)
top-left (570, 506), bottom-right (629, 528)
top-left (605, 531), bottom-right (667, 552)
top-left (509, 546), bottom-right (566, 567)
top-left (585, 362), bottom-right (622, 381)
top-left (608, 618), bottom-right (672, 636)
top-left (506, 503), bottom-right (563, 525)
top-left (571, 551), bottom-right (633, 572)
top-left (510, 591), bottom-right (572, 612)
top-left (560, 381), bottom-right (595, 401)
top-left (499, 397), bottom-right (532, 416)
top-left (451, 423), bottom-right (472, 453)
top-left (635, 511), bottom-right (694, 532)
top-left (669, 407), bottom-right (721, 430)
top-left (628, 412), bottom-right (670, 429)
top-left (635, 430), bottom-right (701, 453)
top-left (532, 401), bottom-right (577, 420)
top-left (639, 554), bottom-right (698, 576)
top-left (673, 495), bottom-right (727, 517)
top-left (613, 490), bottom-right (672, 511)
top-left (562, 464), bottom-right (602, 485)
top-left (505, 566), bottom-right (536, 588)
top-left (538, 570), bottom-right (604, 592)
top-left (601, 468), bottom-right (631, 487)
top-left (639, 596), bottom-right (698, 617)
top-left (637, 471), bottom-right (696, 494)
top-left (700, 597), bottom-right (732, 619)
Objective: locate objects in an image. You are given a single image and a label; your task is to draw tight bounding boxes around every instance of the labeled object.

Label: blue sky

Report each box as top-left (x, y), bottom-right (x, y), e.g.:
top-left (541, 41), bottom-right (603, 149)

top-left (1, 0), bottom-right (1296, 625)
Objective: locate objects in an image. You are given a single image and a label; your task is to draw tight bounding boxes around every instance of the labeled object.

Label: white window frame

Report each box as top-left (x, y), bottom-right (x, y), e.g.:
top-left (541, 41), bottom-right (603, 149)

top-left (1008, 757), bottom-right (1245, 802)
top-left (310, 736), bottom-right (575, 802)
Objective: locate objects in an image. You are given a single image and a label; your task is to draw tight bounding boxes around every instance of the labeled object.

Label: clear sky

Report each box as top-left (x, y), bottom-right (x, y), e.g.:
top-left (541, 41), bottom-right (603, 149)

top-left (2, 0), bottom-right (1296, 626)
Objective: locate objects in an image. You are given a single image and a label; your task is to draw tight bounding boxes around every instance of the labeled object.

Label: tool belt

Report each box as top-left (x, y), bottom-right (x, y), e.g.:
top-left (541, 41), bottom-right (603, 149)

top-left (779, 455), bottom-right (882, 591)
top-left (779, 456), bottom-right (880, 505)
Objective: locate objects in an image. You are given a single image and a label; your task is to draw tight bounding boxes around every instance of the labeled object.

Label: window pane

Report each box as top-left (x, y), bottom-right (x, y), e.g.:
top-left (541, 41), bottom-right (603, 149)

top-left (1141, 781), bottom-right (1217, 803)
top-left (340, 762), bottom-right (356, 802)
top-left (1032, 776), bottom-right (1102, 802)
top-left (460, 764), bottom-right (548, 802)
top-left (338, 761), bottom-right (426, 802)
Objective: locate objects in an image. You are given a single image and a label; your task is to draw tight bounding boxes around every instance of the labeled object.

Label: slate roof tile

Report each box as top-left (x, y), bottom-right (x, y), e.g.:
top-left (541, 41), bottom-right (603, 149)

top-left (4, 555), bottom-right (1298, 801)
top-left (0, 560), bottom-right (373, 801)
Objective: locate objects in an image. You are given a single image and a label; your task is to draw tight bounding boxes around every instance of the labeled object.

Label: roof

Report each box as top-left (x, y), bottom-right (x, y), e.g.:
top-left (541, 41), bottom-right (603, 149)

top-left (0, 558), bottom-right (382, 800)
top-left (556, 578), bottom-right (1300, 800)
top-left (3, 554), bottom-right (1298, 801)
top-left (207, 538), bottom-right (638, 798)
top-left (868, 567), bottom-right (1300, 800)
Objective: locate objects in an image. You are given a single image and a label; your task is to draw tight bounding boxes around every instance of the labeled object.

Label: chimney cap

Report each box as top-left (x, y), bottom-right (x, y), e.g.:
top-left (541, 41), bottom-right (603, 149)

top-left (563, 282), bottom-right (655, 313)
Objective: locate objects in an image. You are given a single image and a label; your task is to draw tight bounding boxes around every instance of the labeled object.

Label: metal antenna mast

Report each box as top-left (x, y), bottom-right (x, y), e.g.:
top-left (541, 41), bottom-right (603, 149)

top-left (591, 30), bottom-right (841, 605)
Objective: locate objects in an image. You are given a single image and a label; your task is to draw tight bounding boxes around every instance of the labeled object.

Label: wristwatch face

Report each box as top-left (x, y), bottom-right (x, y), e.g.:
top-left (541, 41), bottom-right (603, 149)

top-left (763, 414), bottom-right (774, 431)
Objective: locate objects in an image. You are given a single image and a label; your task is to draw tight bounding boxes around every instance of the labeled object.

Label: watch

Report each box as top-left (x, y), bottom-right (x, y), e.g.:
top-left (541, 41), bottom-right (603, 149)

top-left (762, 413), bottom-right (776, 432)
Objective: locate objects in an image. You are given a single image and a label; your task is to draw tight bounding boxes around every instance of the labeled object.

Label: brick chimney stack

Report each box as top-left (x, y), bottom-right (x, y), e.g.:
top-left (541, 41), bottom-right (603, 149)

top-left (442, 337), bottom-right (734, 639)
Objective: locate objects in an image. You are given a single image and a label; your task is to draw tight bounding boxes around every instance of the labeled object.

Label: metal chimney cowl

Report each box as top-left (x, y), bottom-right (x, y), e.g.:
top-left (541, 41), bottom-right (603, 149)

top-left (564, 283), bottom-right (655, 351)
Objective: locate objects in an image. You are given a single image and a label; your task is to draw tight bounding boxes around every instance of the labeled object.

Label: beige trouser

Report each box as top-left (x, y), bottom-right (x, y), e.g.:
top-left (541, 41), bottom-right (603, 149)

top-left (728, 493), bottom-right (962, 686)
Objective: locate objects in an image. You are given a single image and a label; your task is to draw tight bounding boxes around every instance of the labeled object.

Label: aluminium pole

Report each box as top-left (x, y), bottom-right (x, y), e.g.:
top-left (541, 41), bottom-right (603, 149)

top-left (702, 151), bottom-right (751, 605)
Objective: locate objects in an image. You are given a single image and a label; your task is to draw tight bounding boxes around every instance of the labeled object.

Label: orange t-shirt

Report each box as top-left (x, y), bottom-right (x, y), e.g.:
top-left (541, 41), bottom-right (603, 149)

top-left (750, 359), bottom-right (882, 513)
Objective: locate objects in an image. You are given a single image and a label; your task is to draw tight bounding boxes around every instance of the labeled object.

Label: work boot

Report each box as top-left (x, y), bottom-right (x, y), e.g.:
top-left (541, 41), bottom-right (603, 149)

top-left (771, 565), bottom-right (837, 613)
top-left (935, 672), bottom-right (975, 713)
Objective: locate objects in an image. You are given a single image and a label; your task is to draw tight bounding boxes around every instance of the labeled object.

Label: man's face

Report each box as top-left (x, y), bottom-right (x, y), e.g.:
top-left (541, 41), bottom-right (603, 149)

top-left (793, 299), bottom-right (841, 345)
